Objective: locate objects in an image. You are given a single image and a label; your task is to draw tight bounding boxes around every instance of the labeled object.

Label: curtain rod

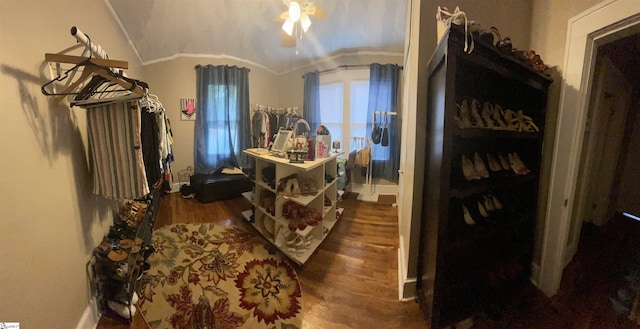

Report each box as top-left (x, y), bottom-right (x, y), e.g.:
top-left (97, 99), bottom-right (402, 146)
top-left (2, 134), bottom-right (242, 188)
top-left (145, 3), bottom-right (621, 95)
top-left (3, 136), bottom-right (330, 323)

top-left (302, 64), bottom-right (403, 78)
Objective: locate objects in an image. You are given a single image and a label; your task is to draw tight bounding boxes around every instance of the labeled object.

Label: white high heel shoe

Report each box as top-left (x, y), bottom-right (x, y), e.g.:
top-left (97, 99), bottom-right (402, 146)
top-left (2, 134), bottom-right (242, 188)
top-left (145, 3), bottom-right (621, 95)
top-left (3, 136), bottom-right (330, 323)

top-left (493, 104), bottom-right (507, 129)
top-left (108, 300), bottom-right (137, 319)
top-left (486, 153), bottom-right (502, 172)
top-left (463, 205), bottom-right (476, 225)
top-left (474, 152), bottom-right (490, 178)
top-left (481, 102), bottom-right (496, 129)
top-left (483, 194), bottom-right (496, 211)
top-left (515, 110), bottom-right (539, 132)
top-left (462, 155), bottom-right (481, 181)
top-left (508, 152), bottom-right (530, 175)
top-left (498, 152), bottom-right (511, 171)
top-left (478, 200), bottom-right (489, 218)
top-left (503, 109), bottom-right (518, 131)
top-left (455, 100), bottom-right (472, 129)
top-left (491, 194), bottom-right (503, 209)
top-left (471, 99), bottom-right (485, 128)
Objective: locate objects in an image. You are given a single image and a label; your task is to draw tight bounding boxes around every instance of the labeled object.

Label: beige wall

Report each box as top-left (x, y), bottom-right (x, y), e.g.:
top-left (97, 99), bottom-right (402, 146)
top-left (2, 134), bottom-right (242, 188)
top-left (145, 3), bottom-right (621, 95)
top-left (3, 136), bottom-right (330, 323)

top-left (529, 0), bottom-right (604, 265)
top-left (0, 1), bottom-right (144, 328)
top-left (142, 57), bottom-right (280, 176)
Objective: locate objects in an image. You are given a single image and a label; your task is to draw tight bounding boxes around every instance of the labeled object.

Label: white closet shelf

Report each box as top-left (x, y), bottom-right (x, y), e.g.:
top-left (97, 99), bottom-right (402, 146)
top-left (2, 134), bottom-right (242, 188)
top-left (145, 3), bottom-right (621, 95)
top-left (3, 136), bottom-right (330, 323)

top-left (243, 151), bottom-right (341, 265)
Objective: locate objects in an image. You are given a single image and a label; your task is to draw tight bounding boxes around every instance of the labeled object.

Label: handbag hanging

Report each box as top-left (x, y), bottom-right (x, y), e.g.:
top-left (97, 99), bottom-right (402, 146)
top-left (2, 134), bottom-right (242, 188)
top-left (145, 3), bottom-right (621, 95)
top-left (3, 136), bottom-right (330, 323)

top-left (372, 112), bottom-right (381, 144)
top-left (291, 119), bottom-right (310, 150)
top-left (381, 113), bottom-right (389, 147)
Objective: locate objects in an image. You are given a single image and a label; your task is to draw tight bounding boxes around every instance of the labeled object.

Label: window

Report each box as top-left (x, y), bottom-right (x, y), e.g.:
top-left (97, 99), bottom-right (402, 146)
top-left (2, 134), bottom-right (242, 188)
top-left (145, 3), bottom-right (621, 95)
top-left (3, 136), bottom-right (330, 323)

top-left (319, 69), bottom-right (373, 156)
top-left (319, 82), bottom-right (344, 146)
top-left (205, 84), bottom-right (238, 158)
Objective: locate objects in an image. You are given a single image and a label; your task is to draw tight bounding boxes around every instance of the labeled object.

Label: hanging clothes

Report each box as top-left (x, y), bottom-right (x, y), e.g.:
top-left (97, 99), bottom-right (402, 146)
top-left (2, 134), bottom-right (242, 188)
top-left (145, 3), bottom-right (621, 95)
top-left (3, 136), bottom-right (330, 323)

top-left (86, 100), bottom-right (150, 199)
top-left (140, 109), bottom-right (162, 189)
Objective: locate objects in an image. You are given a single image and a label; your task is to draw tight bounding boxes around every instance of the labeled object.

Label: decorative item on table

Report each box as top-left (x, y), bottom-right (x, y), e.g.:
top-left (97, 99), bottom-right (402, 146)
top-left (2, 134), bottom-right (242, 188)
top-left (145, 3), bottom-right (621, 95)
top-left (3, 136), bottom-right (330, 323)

top-left (269, 128), bottom-right (293, 158)
top-left (287, 149), bottom-right (307, 163)
top-left (315, 124), bottom-right (331, 158)
top-left (332, 140), bottom-right (341, 153)
top-left (306, 138), bottom-right (316, 161)
top-left (180, 98), bottom-right (196, 121)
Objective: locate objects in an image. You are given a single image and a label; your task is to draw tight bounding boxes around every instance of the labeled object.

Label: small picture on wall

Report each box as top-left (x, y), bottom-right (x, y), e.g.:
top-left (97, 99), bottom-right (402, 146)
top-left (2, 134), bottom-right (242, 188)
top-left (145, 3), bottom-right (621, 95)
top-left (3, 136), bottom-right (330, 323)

top-left (180, 98), bottom-right (197, 121)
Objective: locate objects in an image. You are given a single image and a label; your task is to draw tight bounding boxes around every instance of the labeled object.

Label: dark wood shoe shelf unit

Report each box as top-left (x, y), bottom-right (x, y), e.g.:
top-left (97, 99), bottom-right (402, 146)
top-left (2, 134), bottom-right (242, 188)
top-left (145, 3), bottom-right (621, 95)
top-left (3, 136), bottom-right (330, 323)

top-left (416, 25), bottom-right (552, 328)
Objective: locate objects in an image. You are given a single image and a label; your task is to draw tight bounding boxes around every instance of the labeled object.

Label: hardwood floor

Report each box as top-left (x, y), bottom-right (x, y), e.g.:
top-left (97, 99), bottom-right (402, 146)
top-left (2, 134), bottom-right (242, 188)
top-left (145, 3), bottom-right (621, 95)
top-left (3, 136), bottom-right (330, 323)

top-left (97, 192), bottom-right (425, 328)
top-left (97, 193), bottom-right (640, 329)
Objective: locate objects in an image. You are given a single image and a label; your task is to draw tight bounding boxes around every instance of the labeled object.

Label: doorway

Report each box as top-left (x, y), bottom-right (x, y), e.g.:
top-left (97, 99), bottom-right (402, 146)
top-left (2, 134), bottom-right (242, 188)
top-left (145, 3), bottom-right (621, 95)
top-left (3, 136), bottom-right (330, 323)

top-left (566, 33), bottom-right (639, 263)
top-left (539, 0), bottom-right (640, 297)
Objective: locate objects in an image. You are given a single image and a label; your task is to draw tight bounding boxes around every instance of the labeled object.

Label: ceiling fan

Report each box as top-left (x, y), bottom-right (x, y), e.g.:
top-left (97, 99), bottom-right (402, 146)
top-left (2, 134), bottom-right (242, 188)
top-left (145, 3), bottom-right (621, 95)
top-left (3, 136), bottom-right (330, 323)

top-left (276, 0), bottom-right (325, 51)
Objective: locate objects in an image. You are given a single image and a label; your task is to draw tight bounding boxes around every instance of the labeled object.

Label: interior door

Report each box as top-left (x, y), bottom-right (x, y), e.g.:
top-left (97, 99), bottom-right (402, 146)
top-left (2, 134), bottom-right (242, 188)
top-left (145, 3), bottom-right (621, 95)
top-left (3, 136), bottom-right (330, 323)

top-left (583, 57), bottom-right (630, 226)
top-left (566, 55), bottom-right (632, 263)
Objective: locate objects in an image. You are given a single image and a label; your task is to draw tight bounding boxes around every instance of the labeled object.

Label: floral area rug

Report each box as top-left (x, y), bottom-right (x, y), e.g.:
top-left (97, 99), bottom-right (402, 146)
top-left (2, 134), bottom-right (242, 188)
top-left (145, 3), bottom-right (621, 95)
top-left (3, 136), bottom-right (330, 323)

top-left (139, 223), bottom-right (303, 328)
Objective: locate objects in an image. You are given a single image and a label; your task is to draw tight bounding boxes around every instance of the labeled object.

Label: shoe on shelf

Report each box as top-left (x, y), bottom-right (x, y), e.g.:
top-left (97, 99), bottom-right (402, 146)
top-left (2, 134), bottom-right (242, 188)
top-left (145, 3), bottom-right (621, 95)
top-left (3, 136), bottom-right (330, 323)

top-left (455, 99), bottom-right (472, 129)
top-left (474, 152), bottom-right (490, 178)
top-left (503, 109), bottom-right (522, 131)
top-left (486, 153), bottom-right (502, 172)
top-left (492, 104), bottom-right (507, 129)
top-left (478, 200), bottom-right (489, 218)
top-left (484, 194), bottom-right (496, 211)
top-left (481, 102), bottom-right (496, 129)
top-left (107, 300), bottom-right (137, 319)
top-left (515, 110), bottom-right (539, 132)
top-left (282, 177), bottom-right (301, 199)
top-left (471, 99), bottom-right (486, 128)
top-left (498, 152), bottom-right (511, 171)
top-left (508, 152), bottom-right (530, 175)
top-left (299, 179), bottom-right (311, 196)
top-left (491, 194), bottom-right (503, 209)
top-left (463, 204), bottom-right (476, 225)
top-left (462, 155), bottom-right (481, 181)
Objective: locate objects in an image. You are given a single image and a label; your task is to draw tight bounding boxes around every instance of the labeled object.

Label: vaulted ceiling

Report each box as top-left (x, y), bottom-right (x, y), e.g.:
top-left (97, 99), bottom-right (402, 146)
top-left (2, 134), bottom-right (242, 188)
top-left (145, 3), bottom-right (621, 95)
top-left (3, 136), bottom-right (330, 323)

top-left (106, 0), bottom-right (408, 74)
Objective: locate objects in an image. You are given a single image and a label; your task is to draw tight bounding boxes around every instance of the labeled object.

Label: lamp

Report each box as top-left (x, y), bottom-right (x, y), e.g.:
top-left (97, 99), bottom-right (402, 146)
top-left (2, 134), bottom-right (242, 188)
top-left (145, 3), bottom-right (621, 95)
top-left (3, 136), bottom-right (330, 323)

top-left (332, 140), bottom-right (341, 153)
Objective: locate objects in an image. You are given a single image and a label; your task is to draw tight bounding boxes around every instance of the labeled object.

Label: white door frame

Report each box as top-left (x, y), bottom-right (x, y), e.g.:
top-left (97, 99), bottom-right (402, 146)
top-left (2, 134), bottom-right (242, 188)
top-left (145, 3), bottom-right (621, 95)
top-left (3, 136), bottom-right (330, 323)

top-left (538, 0), bottom-right (640, 297)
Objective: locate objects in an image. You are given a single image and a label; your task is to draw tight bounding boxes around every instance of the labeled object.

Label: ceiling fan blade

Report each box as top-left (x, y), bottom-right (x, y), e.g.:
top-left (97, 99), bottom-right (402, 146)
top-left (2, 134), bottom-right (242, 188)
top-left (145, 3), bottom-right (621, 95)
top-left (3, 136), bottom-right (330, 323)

top-left (313, 7), bottom-right (326, 19)
top-left (275, 11), bottom-right (288, 22)
top-left (280, 30), bottom-right (296, 48)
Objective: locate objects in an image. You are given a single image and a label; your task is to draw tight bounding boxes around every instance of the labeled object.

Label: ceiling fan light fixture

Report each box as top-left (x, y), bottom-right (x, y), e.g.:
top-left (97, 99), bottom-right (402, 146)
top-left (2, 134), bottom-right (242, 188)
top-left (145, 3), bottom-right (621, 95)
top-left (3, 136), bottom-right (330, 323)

top-left (288, 1), bottom-right (301, 22)
top-left (300, 14), bottom-right (311, 33)
top-left (282, 19), bottom-right (295, 36)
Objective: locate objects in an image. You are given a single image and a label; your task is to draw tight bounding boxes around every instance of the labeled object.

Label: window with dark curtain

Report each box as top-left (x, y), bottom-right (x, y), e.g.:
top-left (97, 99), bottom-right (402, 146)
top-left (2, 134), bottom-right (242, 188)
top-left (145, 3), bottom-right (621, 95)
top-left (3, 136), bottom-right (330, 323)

top-left (194, 65), bottom-right (251, 174)
top-left (303, 70), bottom-right (321, 132)
top-left (366, 63), bottom-right (401, 182)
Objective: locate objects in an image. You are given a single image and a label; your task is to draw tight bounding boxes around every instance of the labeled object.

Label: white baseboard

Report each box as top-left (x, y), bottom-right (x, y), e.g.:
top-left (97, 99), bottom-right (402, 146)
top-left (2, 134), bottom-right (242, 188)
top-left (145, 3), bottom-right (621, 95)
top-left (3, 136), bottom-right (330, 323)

top-left (75, 300), bottom-right (99, 329)
top-left (350, 183), bottom-right (398, 195)
top-left (397, 240), bottom-right (417, 301)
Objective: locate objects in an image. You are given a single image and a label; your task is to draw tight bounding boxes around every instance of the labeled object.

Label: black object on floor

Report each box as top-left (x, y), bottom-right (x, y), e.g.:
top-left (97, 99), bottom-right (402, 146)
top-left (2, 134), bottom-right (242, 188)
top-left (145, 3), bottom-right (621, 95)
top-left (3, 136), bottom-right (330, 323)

top-left (190, 172), bottom-right (253, 204)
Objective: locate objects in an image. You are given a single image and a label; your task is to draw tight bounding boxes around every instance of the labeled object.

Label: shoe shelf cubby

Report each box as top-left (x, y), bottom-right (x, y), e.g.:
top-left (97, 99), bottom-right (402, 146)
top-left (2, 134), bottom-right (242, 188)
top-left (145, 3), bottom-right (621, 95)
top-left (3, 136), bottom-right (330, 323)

top-left (242, 150), bottom-right (341, 265)
top-left (417, 24), bottom-right (552, 328)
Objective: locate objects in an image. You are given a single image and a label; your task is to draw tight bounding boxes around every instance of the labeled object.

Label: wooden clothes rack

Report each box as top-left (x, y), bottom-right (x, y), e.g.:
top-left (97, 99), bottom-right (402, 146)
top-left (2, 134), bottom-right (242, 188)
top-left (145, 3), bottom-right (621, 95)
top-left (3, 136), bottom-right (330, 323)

top-left (41, 26), bottom-right (146, 106)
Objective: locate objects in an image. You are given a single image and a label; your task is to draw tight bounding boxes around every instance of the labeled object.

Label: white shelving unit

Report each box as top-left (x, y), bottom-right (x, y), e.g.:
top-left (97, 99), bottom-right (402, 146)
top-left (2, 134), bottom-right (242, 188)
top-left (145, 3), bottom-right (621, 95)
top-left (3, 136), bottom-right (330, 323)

top-left (242, 150), bottom-right (341, 265)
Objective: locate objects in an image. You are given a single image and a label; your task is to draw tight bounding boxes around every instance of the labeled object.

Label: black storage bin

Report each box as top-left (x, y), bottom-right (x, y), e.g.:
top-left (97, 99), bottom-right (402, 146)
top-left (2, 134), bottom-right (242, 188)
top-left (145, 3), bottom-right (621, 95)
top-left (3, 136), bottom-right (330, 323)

top-left (190, 173), bottom-right (253, 203)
